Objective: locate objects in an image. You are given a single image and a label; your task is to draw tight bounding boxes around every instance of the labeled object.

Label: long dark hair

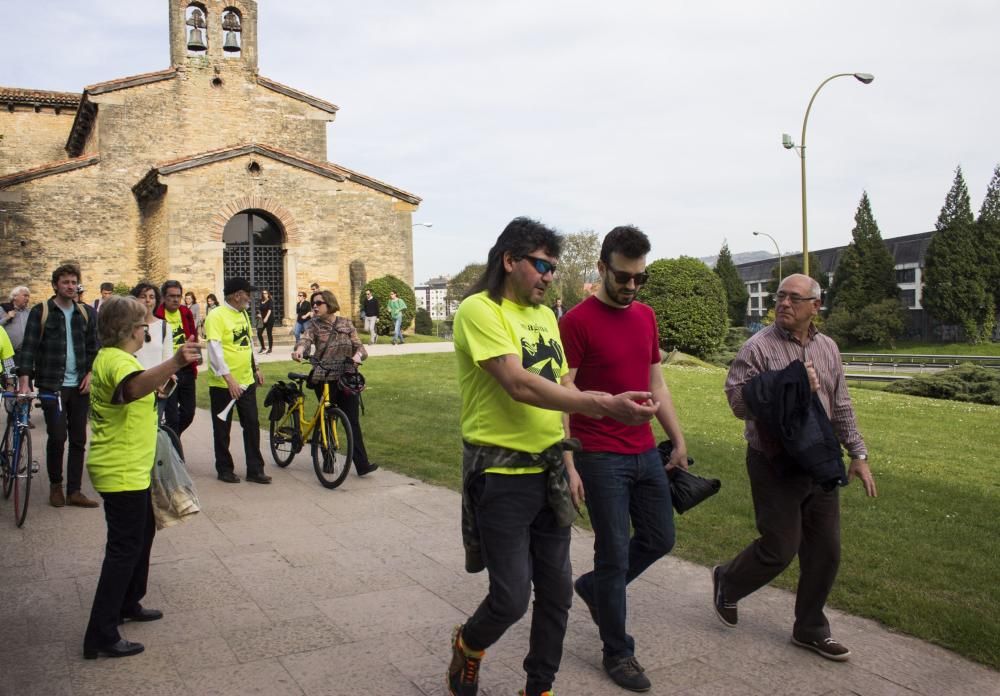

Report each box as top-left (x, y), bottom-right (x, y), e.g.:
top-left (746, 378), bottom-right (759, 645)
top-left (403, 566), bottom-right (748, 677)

top-left (465, 217), bottom-right (563, 303)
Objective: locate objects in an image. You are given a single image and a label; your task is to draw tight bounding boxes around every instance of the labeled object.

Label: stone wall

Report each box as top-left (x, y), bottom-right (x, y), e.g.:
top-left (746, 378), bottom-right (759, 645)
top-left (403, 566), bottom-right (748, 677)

top-left (0, 108), bottom-right (77, 176)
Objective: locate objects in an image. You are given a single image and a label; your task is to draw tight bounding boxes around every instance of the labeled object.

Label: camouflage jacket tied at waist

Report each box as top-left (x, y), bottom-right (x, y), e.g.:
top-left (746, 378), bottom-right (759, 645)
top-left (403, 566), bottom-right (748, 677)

top-left (461, 438), bottom-right (581, 573)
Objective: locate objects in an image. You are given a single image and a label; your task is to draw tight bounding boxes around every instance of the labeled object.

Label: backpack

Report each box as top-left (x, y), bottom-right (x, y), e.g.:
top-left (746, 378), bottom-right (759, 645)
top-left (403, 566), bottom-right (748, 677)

top-left (263, 380), bottom-right (301, 422)
top-left (38, 300), bottom-right (90, 341)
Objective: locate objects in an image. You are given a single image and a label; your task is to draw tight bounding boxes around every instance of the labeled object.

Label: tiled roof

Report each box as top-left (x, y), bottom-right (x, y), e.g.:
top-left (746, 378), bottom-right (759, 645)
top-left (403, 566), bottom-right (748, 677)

top-left (0, 154), bottom-right (100, 188)
top-left (84, 68), bottom-right (178, 95)
top-left (0, 86), bottom-right (80, 108)
top-left (257, 76), bottom-right (339, 114)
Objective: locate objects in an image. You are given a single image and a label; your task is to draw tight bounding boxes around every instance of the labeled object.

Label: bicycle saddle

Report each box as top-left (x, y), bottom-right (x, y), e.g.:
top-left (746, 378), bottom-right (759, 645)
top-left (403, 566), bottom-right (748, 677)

top-left (287, 372), bottom-right (310, 382)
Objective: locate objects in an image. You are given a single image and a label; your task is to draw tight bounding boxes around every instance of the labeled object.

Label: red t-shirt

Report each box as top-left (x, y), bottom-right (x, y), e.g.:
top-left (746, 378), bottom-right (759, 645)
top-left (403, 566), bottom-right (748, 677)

top-left (560, 295), bottom-right (660, 453)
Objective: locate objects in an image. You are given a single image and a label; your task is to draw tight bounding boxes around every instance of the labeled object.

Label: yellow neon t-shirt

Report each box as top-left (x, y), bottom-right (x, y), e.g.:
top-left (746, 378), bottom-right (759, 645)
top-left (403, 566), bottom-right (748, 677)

top-left (0, 326), bottom-right (13, 361)
top-left (453, 291), bottom-right (567, 472)
top-left (87, 347), bottom-right (156, 493)
top-left (204, 304), bottom-right (255, 388)
top-left (164, 308), bottom-right (185, 350)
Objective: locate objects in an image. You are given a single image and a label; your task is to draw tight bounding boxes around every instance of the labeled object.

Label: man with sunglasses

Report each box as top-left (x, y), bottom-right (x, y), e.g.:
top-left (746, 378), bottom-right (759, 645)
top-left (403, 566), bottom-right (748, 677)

top-left (715, 273), bottom-right (877, 662)
top-left (559, 225), bottom-right (688, 692)
top-left (448, 217), bottom-right (659, 696)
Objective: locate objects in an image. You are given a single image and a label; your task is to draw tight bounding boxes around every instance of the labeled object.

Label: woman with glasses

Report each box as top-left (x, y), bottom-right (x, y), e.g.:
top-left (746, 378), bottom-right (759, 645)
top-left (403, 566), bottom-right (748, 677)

top-left (82, 296), bottom-right (200, 660)
top-left (292, 290), bottom-right (377, 476)
top-left (294, 291), bottom-right (311, 342)
top-left (130, 283), bottom-right (173, 377)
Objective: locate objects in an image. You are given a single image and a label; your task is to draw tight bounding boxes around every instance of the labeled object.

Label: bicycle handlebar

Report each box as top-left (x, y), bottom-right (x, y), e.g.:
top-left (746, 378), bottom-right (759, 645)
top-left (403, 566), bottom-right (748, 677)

top-left (2, 391), bottom-right (62, 412)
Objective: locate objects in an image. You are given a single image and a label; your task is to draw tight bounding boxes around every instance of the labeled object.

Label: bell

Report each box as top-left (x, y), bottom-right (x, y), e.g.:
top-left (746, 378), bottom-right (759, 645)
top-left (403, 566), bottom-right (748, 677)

top-left (223, 31), bottom-right (241, 52)
top-left (187, 27), bottom-right (207, 52)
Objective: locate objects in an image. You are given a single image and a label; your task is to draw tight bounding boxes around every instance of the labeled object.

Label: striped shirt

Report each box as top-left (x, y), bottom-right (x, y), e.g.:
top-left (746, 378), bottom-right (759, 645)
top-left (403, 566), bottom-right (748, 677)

top-left (724, 323), bottom-right (867, 458)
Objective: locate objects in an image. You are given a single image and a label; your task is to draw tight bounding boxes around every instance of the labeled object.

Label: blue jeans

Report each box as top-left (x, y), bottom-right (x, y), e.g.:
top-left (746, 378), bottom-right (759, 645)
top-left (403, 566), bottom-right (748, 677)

top-left (294, 321), bottom-right (305, 342)
top-left (392, 315), bottom-right (403, 343)
top-left (463, 472), bottom-right (572, 694)
top-left (574, 448), bottom-right (675, 658)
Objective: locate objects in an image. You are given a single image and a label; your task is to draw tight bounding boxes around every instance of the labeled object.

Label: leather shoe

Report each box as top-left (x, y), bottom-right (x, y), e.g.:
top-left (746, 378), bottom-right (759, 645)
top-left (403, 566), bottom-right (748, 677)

top-left (246, 472), bottom-right (272, 484)
top-left (49, 484), bottom-right (65, 508)
top-left (217, 472), bottom-right (241, 483)
top-left (67, 490), bottom-right (100, 508)
top-left (356, 463), bottom-right (379, 477)
top-left (121, 607), bottom-right (163, 623)
top-left (83, 639), bottom-right (144, 660)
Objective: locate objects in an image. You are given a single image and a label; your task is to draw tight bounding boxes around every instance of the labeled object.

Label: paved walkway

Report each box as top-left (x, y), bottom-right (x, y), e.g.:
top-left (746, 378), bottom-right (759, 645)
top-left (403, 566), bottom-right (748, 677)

top-left (253, 338), bottom-right (454, 364)
top-left (1, 406), bottom-right (997, 695)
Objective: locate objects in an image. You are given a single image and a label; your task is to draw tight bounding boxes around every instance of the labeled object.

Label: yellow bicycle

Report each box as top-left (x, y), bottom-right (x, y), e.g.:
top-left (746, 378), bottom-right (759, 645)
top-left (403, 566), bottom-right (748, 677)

top-left (267, 367), bottom-right (353, 489)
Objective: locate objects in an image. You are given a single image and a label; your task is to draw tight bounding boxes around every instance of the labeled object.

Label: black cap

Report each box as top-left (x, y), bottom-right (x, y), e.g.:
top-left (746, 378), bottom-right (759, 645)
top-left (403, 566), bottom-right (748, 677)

top-left (223, 278), bottom-right (257, 295)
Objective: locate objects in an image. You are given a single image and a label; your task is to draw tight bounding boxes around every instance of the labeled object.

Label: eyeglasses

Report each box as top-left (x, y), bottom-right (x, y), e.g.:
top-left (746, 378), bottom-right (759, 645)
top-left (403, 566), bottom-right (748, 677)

top-left (774, 291), bottom-right (817, 304)
top-left (139, 323), bottom-right (151, 343)
top-left (312, 300), bottom-right (327, 307)
top-left (519, 255), bottom-right (558, 276)
top-left (606, 265), bottom-right (649, 286)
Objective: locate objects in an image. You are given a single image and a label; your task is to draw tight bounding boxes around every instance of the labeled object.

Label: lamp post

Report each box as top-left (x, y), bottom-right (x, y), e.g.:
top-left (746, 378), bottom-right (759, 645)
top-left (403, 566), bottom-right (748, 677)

top-left (782, 72), bottom-right (874, 275)
top-left (412, 222), bottom-right (433, 229)
top-left (753, 231), bottom-right (782, 280)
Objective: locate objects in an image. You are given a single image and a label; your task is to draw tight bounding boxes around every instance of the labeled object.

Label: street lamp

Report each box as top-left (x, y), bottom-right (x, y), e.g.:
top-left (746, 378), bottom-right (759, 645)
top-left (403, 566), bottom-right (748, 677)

top-left (753, 231), bottom-right (782, 279)
top-left (412, 222), bottom-right (433, 228)
top-left (782, 72), bottom-right (874, 275)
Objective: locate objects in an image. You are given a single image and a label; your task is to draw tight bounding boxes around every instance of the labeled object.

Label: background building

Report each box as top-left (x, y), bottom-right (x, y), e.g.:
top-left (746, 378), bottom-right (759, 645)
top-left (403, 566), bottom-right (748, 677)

top-left (0, 0), bottom-right (419, 323)
top-left (413, 276), bottom-right (457, 320)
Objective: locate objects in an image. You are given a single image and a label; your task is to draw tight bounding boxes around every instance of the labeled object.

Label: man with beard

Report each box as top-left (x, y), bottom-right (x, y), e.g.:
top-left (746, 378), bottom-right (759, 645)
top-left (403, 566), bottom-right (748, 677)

top-left (714, 273), bottom-right (877, 661)
top-left (447, 217), bottom-right (659, 696)
top-left (559, 225), bottom-right (688, 692)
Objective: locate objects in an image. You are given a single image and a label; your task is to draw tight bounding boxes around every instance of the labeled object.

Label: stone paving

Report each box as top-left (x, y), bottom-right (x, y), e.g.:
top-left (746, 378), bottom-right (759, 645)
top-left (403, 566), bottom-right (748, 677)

top-left (1, 402), bottom-right (997, 695)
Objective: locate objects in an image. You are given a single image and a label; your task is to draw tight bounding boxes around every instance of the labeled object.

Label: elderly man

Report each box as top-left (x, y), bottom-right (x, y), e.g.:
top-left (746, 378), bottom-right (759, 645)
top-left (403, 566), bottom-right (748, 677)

top-left (448, 217), bottom-right (658, 696)
top-left (714, 273), bottom-right (877, 662)
top-left (1, 286), bottom-right (31, 354)
top-left (203, 278), bottom-right (270, 484)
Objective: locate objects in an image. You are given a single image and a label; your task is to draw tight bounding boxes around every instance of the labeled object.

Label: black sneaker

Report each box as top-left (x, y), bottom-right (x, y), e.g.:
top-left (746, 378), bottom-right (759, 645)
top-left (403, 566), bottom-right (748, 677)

top-left (712, 565), bottom-right (738, 628)
top-left (791, 636), bottom-right (851, 662)
top-left (447, 624), bottom-right (484, 695)
top-left (573, 576), bottom-right (599, 627)
top-left (602, 654), bottom-right (651, 692)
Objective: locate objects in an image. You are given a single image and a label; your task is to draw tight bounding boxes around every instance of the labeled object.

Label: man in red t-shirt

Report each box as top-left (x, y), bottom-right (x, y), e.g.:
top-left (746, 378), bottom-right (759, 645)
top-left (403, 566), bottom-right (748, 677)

top-left (560, 225), bottom-right (689, 693)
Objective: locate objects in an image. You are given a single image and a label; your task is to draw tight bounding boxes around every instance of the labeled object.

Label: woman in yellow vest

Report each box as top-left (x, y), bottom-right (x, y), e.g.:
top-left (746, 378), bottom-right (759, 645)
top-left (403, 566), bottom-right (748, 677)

top-left (82, 296), bottom-right (200, 660)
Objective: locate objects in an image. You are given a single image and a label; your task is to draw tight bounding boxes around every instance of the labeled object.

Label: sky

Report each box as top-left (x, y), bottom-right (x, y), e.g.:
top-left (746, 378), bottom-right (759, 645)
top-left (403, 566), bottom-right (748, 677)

top-left (5, 0), bottom-right (1000, 283)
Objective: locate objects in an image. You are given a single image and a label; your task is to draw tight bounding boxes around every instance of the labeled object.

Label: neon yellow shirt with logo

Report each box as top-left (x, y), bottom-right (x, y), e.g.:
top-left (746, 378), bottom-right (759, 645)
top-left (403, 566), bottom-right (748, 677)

top-left (87, 347), bottom-right (157, 493)
top-left (0, 326), bottom-right (13, 361)
top-left (164, 308), bottom-right (185, 350)
top-left (204, 304), bottom-right (255, 388)
top-left (454, 291), bottom-right (567, 473)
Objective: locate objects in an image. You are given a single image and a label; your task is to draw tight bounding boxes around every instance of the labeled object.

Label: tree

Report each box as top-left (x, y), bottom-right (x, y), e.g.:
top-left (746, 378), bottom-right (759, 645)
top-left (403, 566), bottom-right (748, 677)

top-left (362, 275), bottom-right (416, 337)
top-left (827, 191), bottom-right (898, 314)
top-left (546, 230), bottom-right (600, 309)
top-left (445, 263), bottom-right (486, 308)
top-left (636, 256), bottom-right (728, 357)
top-left (414, 307), bottom-right (434, 335)
top-left (763, 253), bottom-right (827, 311)
top-left (923, 166), bottom-right (995, 342)
top-left (714, 241), bottom-right (749, 326)
top-left (976, 164), bottom-right (1000, 307)
top-left (825, 298), bottom-right (906, 348)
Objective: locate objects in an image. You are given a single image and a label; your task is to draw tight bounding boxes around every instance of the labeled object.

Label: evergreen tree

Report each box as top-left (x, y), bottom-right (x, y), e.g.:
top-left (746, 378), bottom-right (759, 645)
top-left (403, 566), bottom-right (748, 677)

top-left (828, 191), bottom-right (898, 313)
top-left (976, 164), bottom-right (1000, 305)
top-left (923, 166), bottom-right (995, 342)
top-left (713, 241), bottom-right (749, 326)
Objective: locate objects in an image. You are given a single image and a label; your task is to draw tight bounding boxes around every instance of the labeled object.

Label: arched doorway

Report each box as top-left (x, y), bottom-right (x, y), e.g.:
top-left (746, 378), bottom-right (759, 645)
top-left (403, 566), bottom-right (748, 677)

top-left (222, 210), bottom-right (286, 322)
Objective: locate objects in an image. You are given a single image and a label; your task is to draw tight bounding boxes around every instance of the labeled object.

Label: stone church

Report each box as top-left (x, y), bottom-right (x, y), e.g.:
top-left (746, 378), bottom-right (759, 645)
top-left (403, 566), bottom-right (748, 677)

top-left (0, 0), bottom-right (420, 323)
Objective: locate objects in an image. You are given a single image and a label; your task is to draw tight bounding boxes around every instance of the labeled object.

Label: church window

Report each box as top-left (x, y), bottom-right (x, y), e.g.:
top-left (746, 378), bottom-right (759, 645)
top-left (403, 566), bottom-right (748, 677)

top-left (222, 8), bottom-right (242, 55)
top-left (247, 161), bottom-right (262, 177)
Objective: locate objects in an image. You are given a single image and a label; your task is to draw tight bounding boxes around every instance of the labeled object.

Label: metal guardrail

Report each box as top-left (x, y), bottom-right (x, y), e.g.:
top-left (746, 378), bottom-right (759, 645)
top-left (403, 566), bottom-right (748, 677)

top-left (845, 373), bottom-right (912, 382)
top-left (841, 353), bottom-right (1000, 369)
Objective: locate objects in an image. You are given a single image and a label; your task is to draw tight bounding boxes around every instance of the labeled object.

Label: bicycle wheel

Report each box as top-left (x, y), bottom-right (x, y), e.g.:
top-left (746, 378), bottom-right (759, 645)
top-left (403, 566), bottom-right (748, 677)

top-left (269, 410), bottom-right (300, 468)
top-left (312, 407), bottom-right (352, 489)
top-left (1, 419), bottom-right (12, 499)
top-left (13, 428), bottom-right (32, 528)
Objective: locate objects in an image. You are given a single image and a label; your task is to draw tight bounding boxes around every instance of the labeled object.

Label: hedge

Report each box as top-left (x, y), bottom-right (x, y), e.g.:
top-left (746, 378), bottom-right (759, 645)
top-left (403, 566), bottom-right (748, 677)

top-left (361, 275), bottom-right (415, 336)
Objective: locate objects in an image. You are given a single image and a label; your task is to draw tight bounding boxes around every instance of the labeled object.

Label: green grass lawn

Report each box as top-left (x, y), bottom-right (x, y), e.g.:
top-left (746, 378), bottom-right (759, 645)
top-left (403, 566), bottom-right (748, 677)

top-left (198, 354), bottom-right (1000, 668)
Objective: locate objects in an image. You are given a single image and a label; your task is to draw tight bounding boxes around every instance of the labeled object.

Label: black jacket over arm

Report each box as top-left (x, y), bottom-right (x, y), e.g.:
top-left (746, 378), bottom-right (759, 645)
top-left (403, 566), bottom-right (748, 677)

top-left (742, 359), bottom-right (847, 490)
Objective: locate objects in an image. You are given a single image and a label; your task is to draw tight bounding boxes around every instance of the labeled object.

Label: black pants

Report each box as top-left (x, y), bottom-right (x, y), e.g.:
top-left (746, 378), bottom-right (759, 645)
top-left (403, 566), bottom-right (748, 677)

top-left (83, 488), bottom-right (155, 650)
top-left (719, 447), bottom-right (841, 641)
top-left (40, 386), bottom-right (89, 493)
top-left (257, 323), bottom-right (273, 352)
top-left (163, 367), bottom-right (196, 436)
top-left (209, 385), bottom-right (265, 477)
top-left (463, 473), bottom-right (572, 695)
top-left (312, 384), bottom-right (371, 472)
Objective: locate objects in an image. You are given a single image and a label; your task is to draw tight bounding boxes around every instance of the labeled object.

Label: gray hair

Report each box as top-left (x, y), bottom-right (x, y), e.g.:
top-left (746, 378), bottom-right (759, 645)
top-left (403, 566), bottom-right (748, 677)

top-left (97, 296), bottom-right (147, 348)
top-left (9, 286), bottom-right (29, 301)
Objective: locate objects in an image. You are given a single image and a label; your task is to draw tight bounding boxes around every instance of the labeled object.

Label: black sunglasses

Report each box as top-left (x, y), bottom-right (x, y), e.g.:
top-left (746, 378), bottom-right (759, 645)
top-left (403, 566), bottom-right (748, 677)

top-left (519, 255), bottom-right (558, 275)
top-left (606, 264), bottom-right (649, 286)
top-left (312, 300), bottom-right (327, 307)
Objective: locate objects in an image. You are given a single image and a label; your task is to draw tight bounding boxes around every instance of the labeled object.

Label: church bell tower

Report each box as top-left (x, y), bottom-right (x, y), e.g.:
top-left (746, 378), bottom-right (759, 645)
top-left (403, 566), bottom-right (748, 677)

top-left (168, 0), bottom-right (259, 71)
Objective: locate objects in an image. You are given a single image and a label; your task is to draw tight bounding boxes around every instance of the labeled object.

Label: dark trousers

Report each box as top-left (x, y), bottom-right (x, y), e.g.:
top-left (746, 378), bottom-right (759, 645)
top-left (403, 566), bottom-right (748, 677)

top-left (83, 488), bottom-right (155, 650)
top-left (164, 367), bottom-right (196, 436)
top-left (257, 323), bottom-right (273, 351)
top-left (209, 385), bottom-right (265, 477)
top-left (40, 386), bottom-right (89, 493)
top-left (574, 448), bottom-right (676, 658)
top-left (463, 473), bottom-right (572, 695)
top-left (719, 447), bottom-right (841, 641)
top-left (312, 384), bottom-right (371, 472)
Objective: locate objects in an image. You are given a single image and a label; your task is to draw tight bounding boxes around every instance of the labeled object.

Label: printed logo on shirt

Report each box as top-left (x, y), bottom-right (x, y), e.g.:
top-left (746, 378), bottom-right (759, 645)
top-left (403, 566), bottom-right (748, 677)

top-left (232, 323), bottom-right (251, 348)
top-left (521, 333), bottom-right (564, 382)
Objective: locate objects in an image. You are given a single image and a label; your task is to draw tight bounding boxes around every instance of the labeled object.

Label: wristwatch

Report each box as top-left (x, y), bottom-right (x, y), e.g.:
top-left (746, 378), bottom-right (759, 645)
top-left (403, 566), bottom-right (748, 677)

top-left (854, 454), bottom-right (868, 460)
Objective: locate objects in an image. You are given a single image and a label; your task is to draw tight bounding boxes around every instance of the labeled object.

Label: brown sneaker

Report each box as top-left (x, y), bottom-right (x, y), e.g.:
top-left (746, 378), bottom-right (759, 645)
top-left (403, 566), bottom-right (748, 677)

top-left (67, 491), bottom-right (100, 508)
top-left (50, 484), bottom-right (66, 507)
top-left (447, 624), bottom-right (484, 695)
top-left (791, 636), bottom-right (851, 661)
